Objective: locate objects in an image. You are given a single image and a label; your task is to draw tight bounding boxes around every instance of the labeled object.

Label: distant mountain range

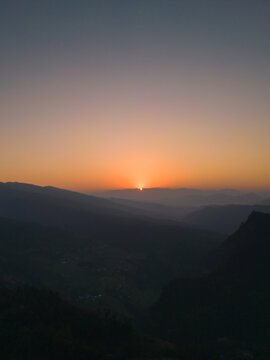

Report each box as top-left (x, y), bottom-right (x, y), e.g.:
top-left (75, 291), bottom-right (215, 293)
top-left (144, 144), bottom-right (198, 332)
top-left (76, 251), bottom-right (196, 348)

top-left (147, 212), bottom-right (270, 345)
top-left (93, 187), bottom-right (268, 207)
top-left (108, 197), bottom-right (195, 221)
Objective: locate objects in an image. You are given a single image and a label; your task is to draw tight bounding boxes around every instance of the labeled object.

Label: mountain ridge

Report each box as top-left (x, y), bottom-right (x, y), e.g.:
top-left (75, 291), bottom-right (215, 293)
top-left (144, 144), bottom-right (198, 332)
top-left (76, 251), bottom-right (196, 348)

top-left (94, 187), bottom-right (264, 207)
top-left (184, 204), bottom-right (270, 234)
top-left (147, 212), bottom-right (270, 344)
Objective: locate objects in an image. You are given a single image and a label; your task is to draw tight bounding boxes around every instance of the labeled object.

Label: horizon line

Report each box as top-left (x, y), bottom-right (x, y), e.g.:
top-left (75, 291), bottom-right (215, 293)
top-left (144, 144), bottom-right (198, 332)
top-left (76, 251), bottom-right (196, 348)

top-left (2, 181), bottom-right (270, 194)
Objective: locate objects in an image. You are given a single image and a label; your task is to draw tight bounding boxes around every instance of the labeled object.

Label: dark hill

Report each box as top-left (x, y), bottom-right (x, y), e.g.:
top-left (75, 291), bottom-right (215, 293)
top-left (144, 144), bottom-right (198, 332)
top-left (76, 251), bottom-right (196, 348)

top-left (0, 182), bottom-right (138, 233)
top-left (147, 212), bottom-right (270, 345)
top-left (205, 211), bottom-right (270, 277)
top-left (0, 285), bottom-right (174, 360)
top-left (0, 182), bottom-right (196, 235)
top-left (184, 204), bottom-right (270, 234)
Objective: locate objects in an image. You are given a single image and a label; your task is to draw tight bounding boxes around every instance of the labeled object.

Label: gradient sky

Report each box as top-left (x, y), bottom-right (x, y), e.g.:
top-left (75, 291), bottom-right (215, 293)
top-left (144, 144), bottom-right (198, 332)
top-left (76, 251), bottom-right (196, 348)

top-left (1, 0), bottom-right (270, 190)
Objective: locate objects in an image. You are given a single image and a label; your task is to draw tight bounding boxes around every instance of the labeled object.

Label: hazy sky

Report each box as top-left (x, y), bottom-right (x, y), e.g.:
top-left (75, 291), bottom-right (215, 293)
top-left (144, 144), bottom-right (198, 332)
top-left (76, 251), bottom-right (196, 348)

top-left (1, 0), bottom-right (270, 190)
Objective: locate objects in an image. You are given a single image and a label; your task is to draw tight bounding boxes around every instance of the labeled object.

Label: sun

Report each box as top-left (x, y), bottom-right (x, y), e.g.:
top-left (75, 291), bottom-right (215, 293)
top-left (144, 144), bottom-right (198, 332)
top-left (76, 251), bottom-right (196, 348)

top-left (137, 185), bottom-right (144, 191)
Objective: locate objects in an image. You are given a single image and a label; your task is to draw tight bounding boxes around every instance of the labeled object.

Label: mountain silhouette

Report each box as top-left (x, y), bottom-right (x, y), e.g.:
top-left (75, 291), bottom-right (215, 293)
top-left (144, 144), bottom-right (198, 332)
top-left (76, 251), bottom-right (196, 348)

top-left (184, 204), bottom-right (270, 233)
top-left (95, 187), bottom-right (263, 207)
top-left (147, 212), bottom-right (270, 344)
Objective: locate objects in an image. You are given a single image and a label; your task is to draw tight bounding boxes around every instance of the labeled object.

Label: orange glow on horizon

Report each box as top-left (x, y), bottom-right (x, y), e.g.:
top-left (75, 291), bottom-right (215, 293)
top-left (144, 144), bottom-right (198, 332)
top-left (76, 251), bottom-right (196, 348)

top-left (0, 3), bottom-right (270, 195)
top-left (1, 63), bottom-right (270, 192)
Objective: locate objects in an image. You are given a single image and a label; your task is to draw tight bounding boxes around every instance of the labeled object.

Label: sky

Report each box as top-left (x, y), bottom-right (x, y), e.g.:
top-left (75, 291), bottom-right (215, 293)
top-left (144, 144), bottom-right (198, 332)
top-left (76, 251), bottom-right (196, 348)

top-left (0, 0), bottom-right (270, 191)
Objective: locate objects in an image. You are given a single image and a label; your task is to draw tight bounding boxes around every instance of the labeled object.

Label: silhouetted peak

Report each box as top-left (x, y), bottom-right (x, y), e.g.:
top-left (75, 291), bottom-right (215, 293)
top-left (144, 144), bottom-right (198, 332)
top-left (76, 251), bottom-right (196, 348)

top-left (246, 211), bottom-right (270, 225)
top-left (203, 211), bottom-right (270, 275)
top-left (227, 211), bottom-right (270, 250)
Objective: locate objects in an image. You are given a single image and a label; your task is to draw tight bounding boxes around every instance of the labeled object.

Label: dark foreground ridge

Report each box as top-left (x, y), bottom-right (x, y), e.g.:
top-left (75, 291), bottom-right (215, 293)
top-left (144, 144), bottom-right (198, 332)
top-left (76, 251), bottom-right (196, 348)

top-left (0, 285), bottom-right (177, 360)
top-left (147, 212), bottom-right (270, 345)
